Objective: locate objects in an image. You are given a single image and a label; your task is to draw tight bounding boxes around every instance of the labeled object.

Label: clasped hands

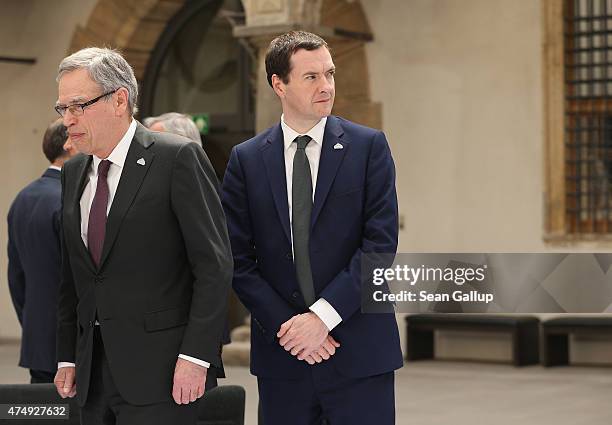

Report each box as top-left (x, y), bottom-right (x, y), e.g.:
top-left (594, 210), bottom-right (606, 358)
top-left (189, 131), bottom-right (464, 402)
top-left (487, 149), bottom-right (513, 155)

top-left (277, 312), bottom-right (340, 364)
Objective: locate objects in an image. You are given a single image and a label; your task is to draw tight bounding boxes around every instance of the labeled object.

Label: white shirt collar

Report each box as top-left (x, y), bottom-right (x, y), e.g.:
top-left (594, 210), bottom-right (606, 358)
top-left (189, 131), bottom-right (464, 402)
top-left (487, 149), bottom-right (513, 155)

top-left (92, 119), bottom-right (137, 175)
top-left (281, 115), bottom-right (327, 151)
top-left (48, 165), bottom-right (61, 171)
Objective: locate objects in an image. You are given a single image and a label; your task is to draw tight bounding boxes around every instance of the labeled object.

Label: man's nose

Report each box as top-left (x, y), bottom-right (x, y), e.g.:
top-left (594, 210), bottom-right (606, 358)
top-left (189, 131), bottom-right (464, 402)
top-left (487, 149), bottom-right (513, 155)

top-left (62, 110), bottom-right (77, 127)
top-left (63, 138), bottom-right (73, 151)
top-left (320, 78), bottom-right (333, 94)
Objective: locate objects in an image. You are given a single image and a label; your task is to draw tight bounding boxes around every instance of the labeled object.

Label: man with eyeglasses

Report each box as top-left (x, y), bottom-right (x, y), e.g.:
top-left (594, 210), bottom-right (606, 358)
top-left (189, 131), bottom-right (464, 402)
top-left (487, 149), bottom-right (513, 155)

top-left (53, 47), bottom-right (232, 425)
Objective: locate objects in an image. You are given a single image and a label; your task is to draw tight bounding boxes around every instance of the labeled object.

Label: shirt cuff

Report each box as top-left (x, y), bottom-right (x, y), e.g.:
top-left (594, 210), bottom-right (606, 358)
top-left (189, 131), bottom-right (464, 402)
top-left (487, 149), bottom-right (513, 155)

top-left (58, 362), bottom-right (75, 368)
top-left (309, 298), bottom-right (342, 331)
top-left (178, 354), bottom-right (210, 369)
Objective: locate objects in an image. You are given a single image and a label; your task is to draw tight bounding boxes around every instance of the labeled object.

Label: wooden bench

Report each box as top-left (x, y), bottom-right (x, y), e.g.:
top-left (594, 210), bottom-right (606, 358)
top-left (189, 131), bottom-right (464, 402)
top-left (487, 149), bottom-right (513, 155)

top-left (405, 314), bottom-right (540, 366)
top-left (541, 317), bottom-right (612, 366)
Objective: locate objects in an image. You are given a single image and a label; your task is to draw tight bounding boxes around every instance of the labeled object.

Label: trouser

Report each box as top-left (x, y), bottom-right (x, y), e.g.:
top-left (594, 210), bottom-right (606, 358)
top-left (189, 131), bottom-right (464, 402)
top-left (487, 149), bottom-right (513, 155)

top-left (29, 369), bottom-right (55, 384)
top-left (258, 360), bottom-right (395, 425)
top-left (80, 327), bottom-right (206, 425)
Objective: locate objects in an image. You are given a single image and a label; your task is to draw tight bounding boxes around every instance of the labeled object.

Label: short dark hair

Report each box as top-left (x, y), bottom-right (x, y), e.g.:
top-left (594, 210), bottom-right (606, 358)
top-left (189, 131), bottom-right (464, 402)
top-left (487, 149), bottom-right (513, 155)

top-left (42, 119), bottom-right (68, 163)
top-left (265, 31), bottom-right (329, 87)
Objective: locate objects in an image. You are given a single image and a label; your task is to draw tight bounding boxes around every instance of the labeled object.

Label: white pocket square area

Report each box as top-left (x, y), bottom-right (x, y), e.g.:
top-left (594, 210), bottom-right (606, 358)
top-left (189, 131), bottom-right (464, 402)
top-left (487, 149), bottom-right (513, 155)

top-left (333, 143), bottom-right (343, 150)
top-left (136, 158), bottom-right (146, 166)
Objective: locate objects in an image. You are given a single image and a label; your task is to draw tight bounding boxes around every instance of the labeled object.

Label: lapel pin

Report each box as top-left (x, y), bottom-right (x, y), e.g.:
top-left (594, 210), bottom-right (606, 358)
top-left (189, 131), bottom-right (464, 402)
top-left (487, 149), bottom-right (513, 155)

top-left (333, 143), bottom-right (344, 150)
top-left (136, 158), bottom-right (146, 166)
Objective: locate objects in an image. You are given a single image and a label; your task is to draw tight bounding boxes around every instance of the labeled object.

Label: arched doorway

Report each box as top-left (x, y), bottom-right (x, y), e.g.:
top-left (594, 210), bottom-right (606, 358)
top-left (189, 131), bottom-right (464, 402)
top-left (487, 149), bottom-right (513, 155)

top-left (140, 0), bottom-right (254, 181)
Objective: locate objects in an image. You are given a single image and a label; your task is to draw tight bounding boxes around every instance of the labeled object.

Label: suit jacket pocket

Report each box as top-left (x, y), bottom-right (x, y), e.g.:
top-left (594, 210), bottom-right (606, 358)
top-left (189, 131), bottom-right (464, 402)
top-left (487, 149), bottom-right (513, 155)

top-left (144, 306), bottom-right (189, 332)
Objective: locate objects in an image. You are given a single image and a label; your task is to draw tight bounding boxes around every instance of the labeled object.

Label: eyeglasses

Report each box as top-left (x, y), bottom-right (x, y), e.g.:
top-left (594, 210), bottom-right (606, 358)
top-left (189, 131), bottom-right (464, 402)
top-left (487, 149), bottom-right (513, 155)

top-left (54, 90), bottom-right (117, 117)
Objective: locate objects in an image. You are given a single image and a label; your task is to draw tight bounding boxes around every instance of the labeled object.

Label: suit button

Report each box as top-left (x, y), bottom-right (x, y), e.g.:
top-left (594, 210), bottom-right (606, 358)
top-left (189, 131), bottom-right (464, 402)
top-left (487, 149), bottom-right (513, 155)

top-left (292, 292), bottom-right (300, 299)
top-left (94, 276), bottom-right (103, 284)
top-left (286, 252), bottom-right (293, 260)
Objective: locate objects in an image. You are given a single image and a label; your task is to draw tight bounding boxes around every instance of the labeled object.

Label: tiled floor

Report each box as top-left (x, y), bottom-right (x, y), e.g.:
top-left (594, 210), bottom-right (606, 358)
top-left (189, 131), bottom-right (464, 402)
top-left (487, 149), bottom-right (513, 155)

top-left (1, 342), bottom-right (611, 424)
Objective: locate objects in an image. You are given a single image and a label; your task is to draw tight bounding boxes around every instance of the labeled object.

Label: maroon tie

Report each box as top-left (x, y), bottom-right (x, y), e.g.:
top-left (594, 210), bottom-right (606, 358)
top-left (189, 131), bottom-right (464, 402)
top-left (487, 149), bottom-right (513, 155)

top-left (88, 160), bottom-right (111, 267)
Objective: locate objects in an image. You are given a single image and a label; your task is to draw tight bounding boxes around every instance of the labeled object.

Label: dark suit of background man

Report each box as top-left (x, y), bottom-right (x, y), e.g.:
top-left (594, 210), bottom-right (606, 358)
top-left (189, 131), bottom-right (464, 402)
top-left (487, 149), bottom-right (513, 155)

top-left (222, 31), bottom-right (403, 425)
top-left (53, 47), bottom-right (232, 425)
top-left (8, 119), bottom-right (77, 383)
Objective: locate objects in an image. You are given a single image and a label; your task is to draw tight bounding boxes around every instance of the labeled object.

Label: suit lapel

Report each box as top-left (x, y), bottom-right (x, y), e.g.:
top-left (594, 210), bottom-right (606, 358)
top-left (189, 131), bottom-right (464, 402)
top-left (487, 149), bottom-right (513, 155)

top-left (98, 125), bottom-right (155, 269)
top-left (261, 124), bottom-right (292, 244)
top-left (72, 155), bottom-right (95, 271)
top-left (76, 155), bottom-right (93, 200)
top-left (312, 116), bottom-right (347, 228)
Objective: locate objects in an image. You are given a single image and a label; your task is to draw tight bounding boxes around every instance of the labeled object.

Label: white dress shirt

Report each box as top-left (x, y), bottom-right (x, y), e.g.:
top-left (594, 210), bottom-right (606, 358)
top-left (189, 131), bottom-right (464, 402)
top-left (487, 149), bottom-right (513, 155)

top-left (281, 115), bottom-right (342, 332)
top-left (59, 120), bottom-right (209, 369)
top-left (79, 120), bottom-right (136, 241)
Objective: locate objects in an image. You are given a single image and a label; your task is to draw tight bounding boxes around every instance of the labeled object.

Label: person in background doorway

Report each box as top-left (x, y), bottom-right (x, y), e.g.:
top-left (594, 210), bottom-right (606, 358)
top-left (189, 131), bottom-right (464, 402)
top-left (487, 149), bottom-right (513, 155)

top-left (144, 112), bottom-right (202, 145)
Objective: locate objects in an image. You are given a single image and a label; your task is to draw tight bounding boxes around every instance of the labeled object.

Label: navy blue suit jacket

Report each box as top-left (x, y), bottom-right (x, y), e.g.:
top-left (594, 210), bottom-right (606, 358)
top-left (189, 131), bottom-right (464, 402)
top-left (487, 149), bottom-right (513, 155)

top-left (222, 116), bottom-right (403, 379)
top-left (7, 168), bottom-right (62, 373)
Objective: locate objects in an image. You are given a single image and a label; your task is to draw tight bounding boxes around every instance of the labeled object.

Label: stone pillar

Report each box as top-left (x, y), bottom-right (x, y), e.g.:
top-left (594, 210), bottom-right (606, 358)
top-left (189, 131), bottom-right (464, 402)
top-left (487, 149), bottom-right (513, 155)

top-left (241, 0), bottom-right (323, 28)
top-left (235, 0), bottom-right (382, 132)
top-left (249, 34), bottom-right (284, 132)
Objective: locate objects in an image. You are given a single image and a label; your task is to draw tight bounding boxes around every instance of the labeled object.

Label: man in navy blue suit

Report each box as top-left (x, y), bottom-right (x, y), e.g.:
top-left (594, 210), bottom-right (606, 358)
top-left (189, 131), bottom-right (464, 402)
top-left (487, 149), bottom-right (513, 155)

top-left (222, 31), bottom-right (403, 425)
top-left (7, 119), bottom-right (77, 383)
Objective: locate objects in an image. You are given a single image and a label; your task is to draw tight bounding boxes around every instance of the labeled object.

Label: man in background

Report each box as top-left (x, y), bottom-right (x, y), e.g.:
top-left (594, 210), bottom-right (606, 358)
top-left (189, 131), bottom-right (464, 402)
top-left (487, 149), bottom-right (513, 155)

top-left (7, 118), bottom-right (77, 383)
top-left (144, 112), bottom-right (202, 144)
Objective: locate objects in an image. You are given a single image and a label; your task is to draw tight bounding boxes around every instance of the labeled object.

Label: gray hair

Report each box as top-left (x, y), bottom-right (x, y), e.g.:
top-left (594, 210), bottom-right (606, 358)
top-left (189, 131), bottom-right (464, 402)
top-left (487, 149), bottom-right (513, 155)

top-left (143, 112), bottom-right (201, 143)
top-left (57, 47), bottom-right (139, 115)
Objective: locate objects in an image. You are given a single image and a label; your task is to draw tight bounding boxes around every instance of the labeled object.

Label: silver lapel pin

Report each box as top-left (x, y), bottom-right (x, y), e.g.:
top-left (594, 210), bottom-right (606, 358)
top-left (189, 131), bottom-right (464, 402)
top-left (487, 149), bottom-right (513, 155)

top-left (333, 143), bottom-right (343, 150)
top-left (136, 158), bottom-right (146, 166)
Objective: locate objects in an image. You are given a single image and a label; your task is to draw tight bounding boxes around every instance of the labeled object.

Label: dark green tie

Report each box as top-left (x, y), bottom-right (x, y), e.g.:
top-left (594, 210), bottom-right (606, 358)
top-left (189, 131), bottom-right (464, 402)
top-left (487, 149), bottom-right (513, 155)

top-left (292, 135), bottom-right (316, 306)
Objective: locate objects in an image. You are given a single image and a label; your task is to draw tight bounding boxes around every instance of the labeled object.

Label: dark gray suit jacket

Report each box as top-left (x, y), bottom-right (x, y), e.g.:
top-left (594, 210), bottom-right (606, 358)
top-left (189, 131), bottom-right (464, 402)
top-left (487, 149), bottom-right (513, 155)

top-left (57, 123), bottom-right (232, 406)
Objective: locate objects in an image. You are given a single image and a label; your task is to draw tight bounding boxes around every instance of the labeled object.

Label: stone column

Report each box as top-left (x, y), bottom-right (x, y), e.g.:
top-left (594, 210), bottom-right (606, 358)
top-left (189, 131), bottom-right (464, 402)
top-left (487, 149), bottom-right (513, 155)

top-left (235, 0), bottom-right (381, 132)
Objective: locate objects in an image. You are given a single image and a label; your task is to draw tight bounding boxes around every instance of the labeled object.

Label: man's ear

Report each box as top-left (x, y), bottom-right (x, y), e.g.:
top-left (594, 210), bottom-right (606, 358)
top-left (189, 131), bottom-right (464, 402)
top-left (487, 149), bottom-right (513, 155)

top-left (114, 87), bottom-right (129, 116)
top-left (271, 74), bottom-right (285, 98)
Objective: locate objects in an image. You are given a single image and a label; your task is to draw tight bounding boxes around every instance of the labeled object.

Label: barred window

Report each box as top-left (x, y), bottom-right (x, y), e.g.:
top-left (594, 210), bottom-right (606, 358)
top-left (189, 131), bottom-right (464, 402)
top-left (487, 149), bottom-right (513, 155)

top-left (565, 0), bottom-right (612, 234)
top-left (545, 0), bottom-right (612, 238)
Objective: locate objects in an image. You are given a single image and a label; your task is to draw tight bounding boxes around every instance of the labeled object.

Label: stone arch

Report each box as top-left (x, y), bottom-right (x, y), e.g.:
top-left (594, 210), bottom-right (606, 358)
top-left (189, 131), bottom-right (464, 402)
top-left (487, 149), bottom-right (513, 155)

top-left (66, 0), bottom-right (187, 80)
top-left (67, 0), bottom-right (379, 128)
